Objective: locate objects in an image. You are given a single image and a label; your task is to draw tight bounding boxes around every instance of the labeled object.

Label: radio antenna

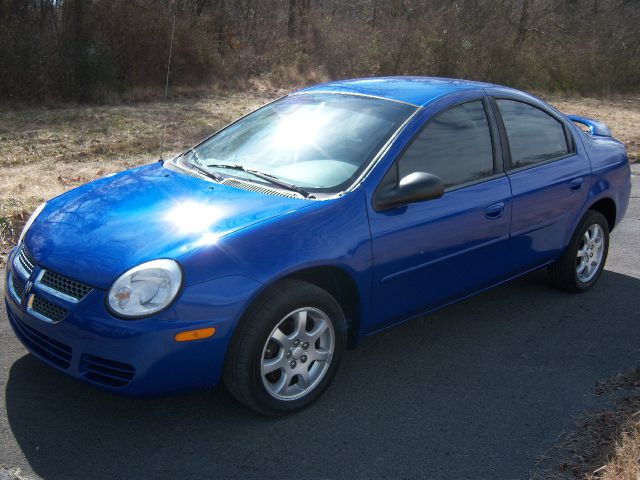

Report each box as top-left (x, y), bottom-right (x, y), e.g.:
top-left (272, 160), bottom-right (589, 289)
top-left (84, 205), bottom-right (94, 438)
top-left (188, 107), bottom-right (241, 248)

top-left (159, 13), bottom-right (176, 162)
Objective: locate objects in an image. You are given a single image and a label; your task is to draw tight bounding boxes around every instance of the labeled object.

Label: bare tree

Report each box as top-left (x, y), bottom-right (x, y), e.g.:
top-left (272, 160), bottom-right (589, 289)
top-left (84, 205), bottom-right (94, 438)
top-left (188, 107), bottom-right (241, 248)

top-left (0, 0), bottom-right (638, 101)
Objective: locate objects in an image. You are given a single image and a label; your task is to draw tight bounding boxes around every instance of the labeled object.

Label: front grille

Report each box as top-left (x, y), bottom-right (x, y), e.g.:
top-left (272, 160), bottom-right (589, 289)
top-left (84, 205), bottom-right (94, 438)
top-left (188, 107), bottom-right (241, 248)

top-left (40, 270), bottom-right (92, 301)
top-left (7, 306), bottom-right (72, 369)
top-left (222, 178), bottom-right (301, 199)
top-left (11, 272), bottom-right (25, 301)
top-left (31, 295), bottom-right (68, 323)
top-left (18, 245), bottom-right (37, 276)
top-left (80, 354), bottom-right (135, 387)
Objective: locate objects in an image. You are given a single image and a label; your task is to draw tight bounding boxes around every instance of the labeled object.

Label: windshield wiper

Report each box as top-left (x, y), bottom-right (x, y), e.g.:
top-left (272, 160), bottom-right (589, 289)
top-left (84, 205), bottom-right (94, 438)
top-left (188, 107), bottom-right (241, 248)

top-left (182, 149), bottom-right (223, 182)
top-left (206, 164), bottom-right (310, 198)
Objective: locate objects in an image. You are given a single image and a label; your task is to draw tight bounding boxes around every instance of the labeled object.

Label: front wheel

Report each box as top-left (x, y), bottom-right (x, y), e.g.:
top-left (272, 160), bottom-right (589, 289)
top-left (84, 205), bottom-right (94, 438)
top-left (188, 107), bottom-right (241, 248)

top-left (548, 210), bottom-right (610, 292)
top-left (224, 279), bottom-right (346, 416)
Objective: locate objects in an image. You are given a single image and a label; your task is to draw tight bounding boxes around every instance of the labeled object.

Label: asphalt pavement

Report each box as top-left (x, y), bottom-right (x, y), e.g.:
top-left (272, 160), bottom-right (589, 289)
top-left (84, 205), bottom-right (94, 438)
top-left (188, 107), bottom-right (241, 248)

top-left (1, 167), bottom-right (639, 480)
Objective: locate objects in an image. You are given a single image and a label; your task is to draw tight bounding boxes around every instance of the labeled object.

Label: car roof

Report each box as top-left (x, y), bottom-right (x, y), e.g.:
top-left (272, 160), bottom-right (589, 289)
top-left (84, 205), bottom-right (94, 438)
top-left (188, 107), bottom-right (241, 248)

top-left (295, 76), bottom-right (500, 108)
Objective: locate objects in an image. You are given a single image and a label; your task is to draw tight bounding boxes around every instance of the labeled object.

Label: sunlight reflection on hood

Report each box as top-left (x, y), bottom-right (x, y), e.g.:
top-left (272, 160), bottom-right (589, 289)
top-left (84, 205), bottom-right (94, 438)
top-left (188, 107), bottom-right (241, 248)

top-left (165, 201), bottom-right (222, 235)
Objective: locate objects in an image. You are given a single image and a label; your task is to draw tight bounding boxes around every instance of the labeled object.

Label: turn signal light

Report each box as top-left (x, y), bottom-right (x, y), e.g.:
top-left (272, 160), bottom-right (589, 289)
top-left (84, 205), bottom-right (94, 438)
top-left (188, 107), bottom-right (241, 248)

top-left (175, 327), bottom-right (216, 342)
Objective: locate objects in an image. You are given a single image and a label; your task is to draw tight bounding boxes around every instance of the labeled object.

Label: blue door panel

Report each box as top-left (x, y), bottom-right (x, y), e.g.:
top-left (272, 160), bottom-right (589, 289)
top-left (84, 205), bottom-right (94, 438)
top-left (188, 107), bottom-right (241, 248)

top-left (368, 175), bottom-right (512, 329)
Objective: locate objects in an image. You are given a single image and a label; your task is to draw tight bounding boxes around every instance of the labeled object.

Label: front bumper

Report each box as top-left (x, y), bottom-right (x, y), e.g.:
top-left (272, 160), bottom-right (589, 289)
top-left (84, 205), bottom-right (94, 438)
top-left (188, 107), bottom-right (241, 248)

top-left (4, 246), bottom-right (260, 397)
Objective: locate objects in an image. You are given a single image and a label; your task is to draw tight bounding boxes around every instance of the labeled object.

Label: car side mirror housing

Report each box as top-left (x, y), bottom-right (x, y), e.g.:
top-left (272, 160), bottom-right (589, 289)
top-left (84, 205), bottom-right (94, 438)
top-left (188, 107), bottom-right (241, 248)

top-left (374, 172), bottom-right (445, 211)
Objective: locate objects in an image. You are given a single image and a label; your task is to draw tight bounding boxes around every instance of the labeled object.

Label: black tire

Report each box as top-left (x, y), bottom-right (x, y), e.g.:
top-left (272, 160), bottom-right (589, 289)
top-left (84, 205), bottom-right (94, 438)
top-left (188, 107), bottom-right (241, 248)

top-left (548, 210), bottom-right (610, 293)
top-left (223, 279), bottom-right (346, 416)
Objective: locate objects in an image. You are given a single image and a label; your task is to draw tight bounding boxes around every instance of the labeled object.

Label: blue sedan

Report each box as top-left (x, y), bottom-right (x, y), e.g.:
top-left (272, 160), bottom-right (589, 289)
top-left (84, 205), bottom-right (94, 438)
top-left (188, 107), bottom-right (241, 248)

top-left (4, 77), bottom-right (632, 415)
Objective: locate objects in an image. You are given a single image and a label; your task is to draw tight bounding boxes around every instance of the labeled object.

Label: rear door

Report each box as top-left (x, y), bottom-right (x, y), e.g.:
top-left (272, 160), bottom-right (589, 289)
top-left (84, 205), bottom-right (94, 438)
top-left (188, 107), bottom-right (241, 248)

top-left (367, 98), bottom-right (513, 330)
top-left (490, 97), bottom-right (591, 272)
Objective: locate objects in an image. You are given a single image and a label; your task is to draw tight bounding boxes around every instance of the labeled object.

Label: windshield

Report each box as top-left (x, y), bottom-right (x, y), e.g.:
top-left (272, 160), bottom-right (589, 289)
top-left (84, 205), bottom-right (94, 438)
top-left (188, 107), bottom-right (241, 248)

top-left (188, 93), bottom-right (416, 194)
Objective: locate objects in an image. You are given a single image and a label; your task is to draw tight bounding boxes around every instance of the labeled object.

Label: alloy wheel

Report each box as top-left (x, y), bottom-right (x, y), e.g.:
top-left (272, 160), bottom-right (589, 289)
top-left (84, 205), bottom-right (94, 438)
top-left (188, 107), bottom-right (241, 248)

top-left (260, 307), bottom-right (335, 401)
top-left (576, 223), bottom-right (605, 283)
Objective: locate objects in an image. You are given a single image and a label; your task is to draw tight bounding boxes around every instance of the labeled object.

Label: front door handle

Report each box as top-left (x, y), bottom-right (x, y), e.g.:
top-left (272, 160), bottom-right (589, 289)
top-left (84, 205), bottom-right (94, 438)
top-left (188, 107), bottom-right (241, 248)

top-left (485, 202), bottom-right (505, 219)
top-left (570, 177), bottom-right (584, 191)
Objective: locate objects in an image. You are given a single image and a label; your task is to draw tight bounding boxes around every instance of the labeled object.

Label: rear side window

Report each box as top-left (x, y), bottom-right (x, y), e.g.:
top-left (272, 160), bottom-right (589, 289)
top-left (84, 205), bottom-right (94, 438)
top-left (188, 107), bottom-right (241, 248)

top-left (398, 100), bottom-right (494, 188)
top-left (496, 99), bottom-right (569, 169)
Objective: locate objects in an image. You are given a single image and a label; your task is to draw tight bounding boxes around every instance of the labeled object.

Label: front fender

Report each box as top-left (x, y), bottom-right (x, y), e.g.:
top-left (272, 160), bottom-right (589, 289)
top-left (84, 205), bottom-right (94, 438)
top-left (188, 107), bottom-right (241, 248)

top-left (179, 189), bottom-right (374, 341)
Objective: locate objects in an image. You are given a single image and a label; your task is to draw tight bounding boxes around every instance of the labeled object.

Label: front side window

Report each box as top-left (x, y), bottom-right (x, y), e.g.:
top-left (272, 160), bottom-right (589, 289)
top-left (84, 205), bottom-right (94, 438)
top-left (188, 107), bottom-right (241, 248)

top-left (398, 100), bottom-right (494, 188)
top-left (188, 93), bottom-right (416, 194)
top-left (496, 99), bottom-right (569, 169)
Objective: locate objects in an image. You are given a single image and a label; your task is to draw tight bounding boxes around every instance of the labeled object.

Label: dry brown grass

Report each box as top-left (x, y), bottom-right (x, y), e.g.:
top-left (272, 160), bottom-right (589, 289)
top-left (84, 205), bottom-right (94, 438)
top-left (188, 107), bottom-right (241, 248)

top-left (0, 92), bottom-right (275, 265)
top-left (533, 370), bottom-right (640, 480)
top-left (1, 92), bottom-right (638, 268)
top-left (0, 92), bottom-right (274, 212)
top-left (590, 420), bottom-right (640, 480)
top-left (584, 370), bottom-right (640, 480)
top-left (0, 91), bottom-right (639, 473)
top-left (543, 95), bottom-right (640, 164)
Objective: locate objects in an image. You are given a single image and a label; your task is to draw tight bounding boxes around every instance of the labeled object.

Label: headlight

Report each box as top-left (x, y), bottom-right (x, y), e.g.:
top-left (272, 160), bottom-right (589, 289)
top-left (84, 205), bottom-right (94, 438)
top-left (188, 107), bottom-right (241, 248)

top-left (19, 202), bottom-right (46, 245)
top-left (107, 259), bottom-right (182, 318)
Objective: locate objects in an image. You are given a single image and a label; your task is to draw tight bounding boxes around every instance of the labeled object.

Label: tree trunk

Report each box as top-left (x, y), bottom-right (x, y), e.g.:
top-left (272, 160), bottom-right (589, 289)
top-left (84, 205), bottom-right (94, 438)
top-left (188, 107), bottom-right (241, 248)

top-left (287, 0), bottom-right (296, 38)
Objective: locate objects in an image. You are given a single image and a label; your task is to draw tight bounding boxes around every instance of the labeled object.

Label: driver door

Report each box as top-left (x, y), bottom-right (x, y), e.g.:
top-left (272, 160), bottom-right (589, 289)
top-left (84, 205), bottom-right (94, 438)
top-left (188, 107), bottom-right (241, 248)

top-left (366, 99), bottom-right (513, 330)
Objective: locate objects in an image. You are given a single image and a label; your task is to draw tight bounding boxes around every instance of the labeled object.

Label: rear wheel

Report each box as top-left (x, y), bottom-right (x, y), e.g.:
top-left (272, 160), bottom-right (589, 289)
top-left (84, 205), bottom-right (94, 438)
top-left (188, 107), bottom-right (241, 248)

top-left (224, 279), bottom-right (346, 416)
top-left (548, 210), bottom-right (609, 292)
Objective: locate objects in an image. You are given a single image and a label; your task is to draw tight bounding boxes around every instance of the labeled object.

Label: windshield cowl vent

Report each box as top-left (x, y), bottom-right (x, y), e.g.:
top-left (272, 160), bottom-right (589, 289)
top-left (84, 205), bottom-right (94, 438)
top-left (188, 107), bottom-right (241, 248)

top-left (221, 178), bottom-right (304, 199)
top-left (165, 161), bottom-right (306, 199)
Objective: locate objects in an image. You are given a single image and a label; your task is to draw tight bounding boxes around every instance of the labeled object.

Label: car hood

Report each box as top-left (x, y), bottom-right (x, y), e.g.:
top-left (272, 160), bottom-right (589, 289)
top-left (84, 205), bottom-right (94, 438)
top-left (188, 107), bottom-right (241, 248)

top-left (25, 163), bottom-right (311, 289)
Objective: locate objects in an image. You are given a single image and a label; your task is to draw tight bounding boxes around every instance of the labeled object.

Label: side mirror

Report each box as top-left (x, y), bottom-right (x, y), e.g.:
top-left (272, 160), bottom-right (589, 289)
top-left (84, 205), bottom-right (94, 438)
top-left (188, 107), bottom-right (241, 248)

top-left (374, 172), bottom-right (444, 210)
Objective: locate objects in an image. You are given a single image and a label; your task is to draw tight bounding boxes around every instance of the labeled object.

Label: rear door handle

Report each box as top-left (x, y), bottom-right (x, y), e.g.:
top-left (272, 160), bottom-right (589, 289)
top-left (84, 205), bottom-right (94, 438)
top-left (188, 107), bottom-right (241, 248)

top-left (485, 202), bottom-right (505, 219)
top-left (570, 177), bottom-right (584, 191)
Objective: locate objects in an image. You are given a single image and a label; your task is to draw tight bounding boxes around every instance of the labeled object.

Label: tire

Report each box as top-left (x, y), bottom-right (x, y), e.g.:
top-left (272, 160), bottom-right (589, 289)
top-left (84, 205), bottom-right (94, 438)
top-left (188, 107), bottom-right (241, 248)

top-left (548, 210), bottom-right (610, 293)
top-left (223, 279), bottom-right (346, 416)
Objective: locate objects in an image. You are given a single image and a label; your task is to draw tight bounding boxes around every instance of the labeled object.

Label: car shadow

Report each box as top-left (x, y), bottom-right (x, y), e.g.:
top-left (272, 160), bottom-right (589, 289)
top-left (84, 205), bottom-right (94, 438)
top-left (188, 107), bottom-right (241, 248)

top-left (5, 269), bottom-right (640, 479)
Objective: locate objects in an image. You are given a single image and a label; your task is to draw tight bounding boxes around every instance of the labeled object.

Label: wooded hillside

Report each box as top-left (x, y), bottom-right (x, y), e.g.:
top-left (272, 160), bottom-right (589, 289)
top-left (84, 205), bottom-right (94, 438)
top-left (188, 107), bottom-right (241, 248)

top-left (1, 0), bottom-right (638, 101)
